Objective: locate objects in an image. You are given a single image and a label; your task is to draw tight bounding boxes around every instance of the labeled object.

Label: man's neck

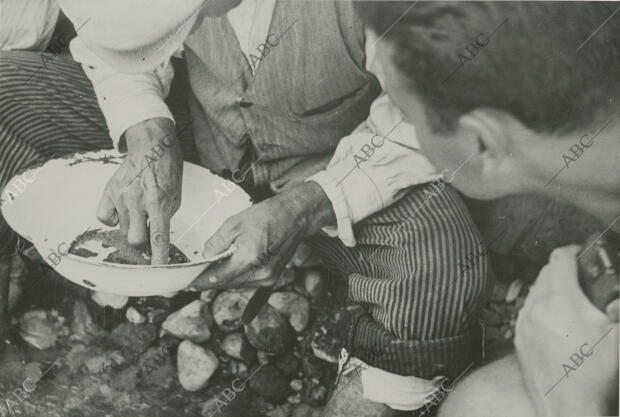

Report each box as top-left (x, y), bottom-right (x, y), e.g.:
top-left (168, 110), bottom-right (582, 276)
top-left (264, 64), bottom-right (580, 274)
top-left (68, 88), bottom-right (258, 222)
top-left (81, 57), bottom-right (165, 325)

top-left (549, 182), bottom-right (620, 235)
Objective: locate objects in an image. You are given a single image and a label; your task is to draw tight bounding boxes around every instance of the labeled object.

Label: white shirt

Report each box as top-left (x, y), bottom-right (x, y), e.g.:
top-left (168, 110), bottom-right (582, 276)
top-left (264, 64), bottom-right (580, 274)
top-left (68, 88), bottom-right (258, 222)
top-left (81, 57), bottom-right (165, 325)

top-left (0, 0), bottom-right (60, 51)
top-left (69, 0), bottom-right (440, 247)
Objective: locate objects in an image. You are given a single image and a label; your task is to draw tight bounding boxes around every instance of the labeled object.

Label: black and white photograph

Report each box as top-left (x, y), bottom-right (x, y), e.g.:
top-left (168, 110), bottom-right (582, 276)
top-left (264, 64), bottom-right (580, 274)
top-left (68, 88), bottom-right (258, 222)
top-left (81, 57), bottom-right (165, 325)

top-left (0, 1), bottom-right (618, 416)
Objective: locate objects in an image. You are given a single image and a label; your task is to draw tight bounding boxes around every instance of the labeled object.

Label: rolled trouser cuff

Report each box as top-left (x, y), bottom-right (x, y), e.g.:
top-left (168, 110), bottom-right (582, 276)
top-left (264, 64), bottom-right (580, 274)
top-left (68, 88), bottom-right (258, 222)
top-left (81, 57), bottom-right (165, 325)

top-left (347, 311), bottom-right (484, 381)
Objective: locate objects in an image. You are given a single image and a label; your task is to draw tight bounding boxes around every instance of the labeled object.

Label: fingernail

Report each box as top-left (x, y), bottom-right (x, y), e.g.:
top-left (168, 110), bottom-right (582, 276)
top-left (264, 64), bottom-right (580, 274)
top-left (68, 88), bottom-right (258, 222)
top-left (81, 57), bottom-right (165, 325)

top-left (208, 276), bottom-right (219, 284)
top-left (186, 286), bottom-right (198, 292)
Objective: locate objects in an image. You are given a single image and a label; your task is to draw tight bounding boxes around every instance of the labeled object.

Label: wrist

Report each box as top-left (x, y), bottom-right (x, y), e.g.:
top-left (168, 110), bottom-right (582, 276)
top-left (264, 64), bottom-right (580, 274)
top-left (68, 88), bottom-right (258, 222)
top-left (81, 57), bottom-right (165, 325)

top-left (285, 182), bottom-right (336, 236)
top-left (124, 118), bottom-right (177, 153)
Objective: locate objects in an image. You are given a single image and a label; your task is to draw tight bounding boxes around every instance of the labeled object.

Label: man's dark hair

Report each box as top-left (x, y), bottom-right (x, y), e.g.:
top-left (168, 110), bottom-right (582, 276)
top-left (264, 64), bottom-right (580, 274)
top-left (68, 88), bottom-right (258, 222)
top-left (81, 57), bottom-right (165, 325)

top-left (356, 1), bottom-right (620, 134)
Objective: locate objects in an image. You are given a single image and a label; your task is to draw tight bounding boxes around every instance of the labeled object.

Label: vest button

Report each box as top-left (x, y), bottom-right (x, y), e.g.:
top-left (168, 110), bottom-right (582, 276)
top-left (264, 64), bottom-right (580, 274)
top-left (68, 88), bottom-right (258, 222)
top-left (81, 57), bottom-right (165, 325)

top-left (237, 98), bottom-right (253, 108)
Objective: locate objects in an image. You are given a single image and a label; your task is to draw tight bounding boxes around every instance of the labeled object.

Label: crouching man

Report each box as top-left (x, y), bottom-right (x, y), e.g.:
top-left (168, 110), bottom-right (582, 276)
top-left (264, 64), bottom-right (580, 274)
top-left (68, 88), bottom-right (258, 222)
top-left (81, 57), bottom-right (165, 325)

top-left (356, 2), bottom-right (620, 416)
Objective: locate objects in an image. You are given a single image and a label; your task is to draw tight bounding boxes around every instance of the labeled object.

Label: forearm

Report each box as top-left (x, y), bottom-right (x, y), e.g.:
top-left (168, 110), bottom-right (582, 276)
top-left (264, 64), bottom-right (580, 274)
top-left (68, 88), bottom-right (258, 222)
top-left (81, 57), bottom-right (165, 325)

top-left (125, 117), bottom-right (177, 151)
top-left (69, 37), bottom-right (176, 149)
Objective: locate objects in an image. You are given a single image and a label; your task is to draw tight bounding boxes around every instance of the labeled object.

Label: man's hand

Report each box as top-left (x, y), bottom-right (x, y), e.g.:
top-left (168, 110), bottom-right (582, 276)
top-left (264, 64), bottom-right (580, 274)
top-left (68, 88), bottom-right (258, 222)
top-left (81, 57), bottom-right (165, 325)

top-left (96, 117), bottom-right (183, 264)
top-left (514, 245), bottom-right (619, 416)
top-left (189, 182), bottom-right (335, 290)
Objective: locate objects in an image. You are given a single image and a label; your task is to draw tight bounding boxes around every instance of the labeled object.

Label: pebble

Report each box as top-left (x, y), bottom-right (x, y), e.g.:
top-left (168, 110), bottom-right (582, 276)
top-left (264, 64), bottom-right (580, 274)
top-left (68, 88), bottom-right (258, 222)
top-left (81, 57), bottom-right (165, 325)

top-left (18, 310), bottom-right (57, 350)
top-left (244, 305), bottom-right (295, 355)
top-left (161, 300), bottom-right (213, 343)
top-left (221, 332), bottom-right (255, 362)
top-left (126, 307), bottom-right (146, 324)
top-left (91, 291), bottom-right (129, 309)
top-left (310, 341), bottom-right (338, 364)
top-left (310, 385), bottom-right (328, 403)
top-left (505, 279), bottom-right (525, 303)
top-left (84, 350), bottom-right (124, 374)
top-left (248, 364), bottom-right (291, 402)
top-left (287, 393), bottom-right (302, 404)
top-left (177, 340), bottom-right (219, 391)
top-left (290, 379), bottom-right (303, 391)
top-left (268, 292), bottom-right (311, 332)
top-left (213, 289), bottom-right (256, 332)
top-left (304, 270), bottom-right (325, 299)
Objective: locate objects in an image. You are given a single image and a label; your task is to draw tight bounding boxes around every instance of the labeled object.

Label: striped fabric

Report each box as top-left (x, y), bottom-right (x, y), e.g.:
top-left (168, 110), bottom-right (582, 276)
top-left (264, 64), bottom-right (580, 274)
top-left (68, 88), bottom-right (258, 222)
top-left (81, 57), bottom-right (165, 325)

top-left (0, 50), bottom-right (491, 382)
top-left (309, 183), bottom-right (492, 380)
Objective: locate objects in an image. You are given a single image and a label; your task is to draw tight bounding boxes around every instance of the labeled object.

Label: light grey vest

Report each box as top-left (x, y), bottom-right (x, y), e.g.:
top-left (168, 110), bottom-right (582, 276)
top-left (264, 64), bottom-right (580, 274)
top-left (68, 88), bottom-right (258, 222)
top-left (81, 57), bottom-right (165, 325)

top-left (183, 0), bottom-right (380, 192)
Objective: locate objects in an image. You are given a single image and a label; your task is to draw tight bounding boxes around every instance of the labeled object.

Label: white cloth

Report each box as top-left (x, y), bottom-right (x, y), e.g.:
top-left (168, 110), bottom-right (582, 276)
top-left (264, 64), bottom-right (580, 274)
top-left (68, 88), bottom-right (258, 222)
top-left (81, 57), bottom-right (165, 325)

top-left (0, 0), bottom-right (60, 51)
top-left (227, 0), bottom-right (276, 75)
top-left (67, 0), bottom-right (439, 246)
top-left (338, 350), bottom-right (442, 411)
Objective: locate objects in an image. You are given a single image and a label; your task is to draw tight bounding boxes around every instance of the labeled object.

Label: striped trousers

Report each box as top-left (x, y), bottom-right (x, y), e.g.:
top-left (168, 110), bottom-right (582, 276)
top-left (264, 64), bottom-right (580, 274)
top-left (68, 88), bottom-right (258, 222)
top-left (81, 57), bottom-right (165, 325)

top-left (0, 51), bottom-right (490, 380)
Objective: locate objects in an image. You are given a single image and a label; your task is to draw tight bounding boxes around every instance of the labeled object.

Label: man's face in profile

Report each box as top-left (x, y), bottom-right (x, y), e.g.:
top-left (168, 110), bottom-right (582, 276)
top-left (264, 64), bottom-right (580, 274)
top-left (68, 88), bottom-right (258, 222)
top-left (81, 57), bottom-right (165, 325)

top-left (370, 37), bottom-right (491, 199)
top-left (369, 31), bottom-right (620, 208)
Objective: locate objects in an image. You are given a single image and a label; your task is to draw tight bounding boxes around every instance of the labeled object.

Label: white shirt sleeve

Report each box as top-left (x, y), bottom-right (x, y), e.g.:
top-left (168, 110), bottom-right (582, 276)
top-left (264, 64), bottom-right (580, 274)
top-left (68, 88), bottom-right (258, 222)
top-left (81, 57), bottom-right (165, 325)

top-left (307, 94), bottom-right (440, 247)
top-left (69, 36), bottom-right (177, 150)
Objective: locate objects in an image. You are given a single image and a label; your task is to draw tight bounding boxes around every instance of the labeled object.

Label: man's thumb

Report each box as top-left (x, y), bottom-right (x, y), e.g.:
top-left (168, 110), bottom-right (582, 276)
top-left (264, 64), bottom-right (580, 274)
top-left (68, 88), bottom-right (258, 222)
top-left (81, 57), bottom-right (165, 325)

top-left (203, 230), bottom-right (235, 260)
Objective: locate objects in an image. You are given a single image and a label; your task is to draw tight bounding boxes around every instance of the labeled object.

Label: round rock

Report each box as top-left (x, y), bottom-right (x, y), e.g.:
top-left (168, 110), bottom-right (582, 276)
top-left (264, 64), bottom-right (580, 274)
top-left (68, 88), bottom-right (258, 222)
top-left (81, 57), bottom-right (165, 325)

top-left (304, 270), bottom-right (326, 299)
top-left (177, 340), bottom-right (219, 392)
top-left (213, 289), bottom-right (256, 332)
top-left (244, 305), bottom-right (295, 355)
top-left (221, 332), bottom-right (256, 363)
top-left (162, 300), bottom-right (213, 343)
top-left (268, 292), bottom-right (311, 333)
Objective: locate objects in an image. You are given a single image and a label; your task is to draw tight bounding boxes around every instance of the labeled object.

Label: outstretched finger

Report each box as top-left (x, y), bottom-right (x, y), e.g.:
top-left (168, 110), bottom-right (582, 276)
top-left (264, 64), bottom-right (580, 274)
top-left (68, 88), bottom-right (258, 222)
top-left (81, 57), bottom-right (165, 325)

top-left (148, 213), bottom-right (171, 265)
top-left (127, 209), bottom-right (148, 248)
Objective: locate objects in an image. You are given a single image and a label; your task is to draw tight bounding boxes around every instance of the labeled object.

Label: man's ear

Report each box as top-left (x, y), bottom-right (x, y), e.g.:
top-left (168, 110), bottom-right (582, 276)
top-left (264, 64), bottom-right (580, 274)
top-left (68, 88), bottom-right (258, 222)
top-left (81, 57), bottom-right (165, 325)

top-left (457, 109), bottom-right (516, 175)
top-left (458, 109), bottom-right (510, 156)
